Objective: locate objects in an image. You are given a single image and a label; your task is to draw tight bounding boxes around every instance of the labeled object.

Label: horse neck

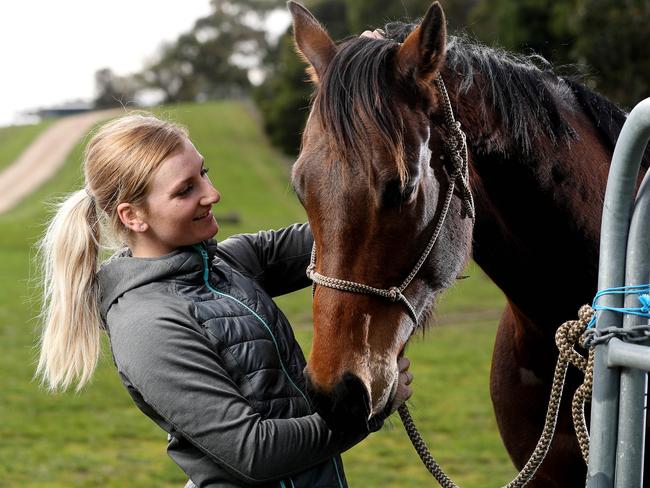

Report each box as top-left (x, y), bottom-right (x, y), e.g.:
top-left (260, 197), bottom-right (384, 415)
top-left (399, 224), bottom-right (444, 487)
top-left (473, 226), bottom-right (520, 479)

top-left (440, 69), bottom-right (615, 333)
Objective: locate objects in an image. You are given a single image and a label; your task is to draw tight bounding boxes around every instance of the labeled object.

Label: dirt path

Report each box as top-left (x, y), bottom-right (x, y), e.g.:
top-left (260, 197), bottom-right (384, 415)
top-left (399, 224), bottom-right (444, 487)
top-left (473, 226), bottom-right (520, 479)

top-left (0, 109), bottom-right (122, 214)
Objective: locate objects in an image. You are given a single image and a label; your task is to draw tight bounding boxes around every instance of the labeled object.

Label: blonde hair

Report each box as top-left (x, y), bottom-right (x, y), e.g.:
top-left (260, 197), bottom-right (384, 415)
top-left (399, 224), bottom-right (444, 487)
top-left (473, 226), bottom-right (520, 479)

top-left (37, 112), bottom-right (188, 391)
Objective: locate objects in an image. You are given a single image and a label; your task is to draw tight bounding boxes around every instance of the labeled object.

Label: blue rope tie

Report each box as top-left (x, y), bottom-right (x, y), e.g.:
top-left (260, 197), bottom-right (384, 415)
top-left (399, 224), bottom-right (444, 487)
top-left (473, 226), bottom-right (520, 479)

top-left (587, 284), bottom-right (650, 329)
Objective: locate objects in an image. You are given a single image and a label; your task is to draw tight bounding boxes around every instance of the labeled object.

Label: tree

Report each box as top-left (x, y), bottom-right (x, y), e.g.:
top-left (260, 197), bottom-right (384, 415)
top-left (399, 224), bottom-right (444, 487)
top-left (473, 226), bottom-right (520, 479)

top-left (573, 0), bottom-right (650, 109)
top-left (139, 0), bottom-right (285, 103)
top-left (254, 0), bottom-right (348, 155)
top-left (140, 32), bottom-right (251, 102)
top-left (345, 0), bottom-right (478, 34)
top-left (468, 0), bottom-right (650, 108)
top-left (469, 0), bottom-right (579, 66)
top-left (94, 68), bottom-right (137, 109)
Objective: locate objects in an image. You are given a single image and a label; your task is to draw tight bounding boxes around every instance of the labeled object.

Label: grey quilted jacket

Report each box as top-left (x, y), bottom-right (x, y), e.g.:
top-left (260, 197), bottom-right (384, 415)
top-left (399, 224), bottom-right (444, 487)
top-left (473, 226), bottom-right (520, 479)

top-left (97, 224), bottom-right (367, 487)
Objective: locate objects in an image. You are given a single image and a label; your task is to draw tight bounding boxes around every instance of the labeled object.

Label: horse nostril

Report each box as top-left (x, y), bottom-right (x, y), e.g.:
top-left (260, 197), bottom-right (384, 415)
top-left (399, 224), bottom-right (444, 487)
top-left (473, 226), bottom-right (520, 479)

top-left (304, 372), bottom-right (371, 432)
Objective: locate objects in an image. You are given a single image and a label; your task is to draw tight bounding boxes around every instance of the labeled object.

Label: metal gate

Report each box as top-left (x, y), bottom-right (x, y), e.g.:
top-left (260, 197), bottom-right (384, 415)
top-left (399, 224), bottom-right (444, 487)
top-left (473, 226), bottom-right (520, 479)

top-left (588, 98), bottom-right (650, 487)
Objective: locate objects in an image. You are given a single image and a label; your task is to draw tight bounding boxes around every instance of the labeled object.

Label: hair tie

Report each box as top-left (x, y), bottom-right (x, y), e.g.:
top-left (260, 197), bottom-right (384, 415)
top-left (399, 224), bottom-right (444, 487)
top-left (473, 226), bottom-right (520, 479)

top-left (85, 187), bottom-right (95, 203)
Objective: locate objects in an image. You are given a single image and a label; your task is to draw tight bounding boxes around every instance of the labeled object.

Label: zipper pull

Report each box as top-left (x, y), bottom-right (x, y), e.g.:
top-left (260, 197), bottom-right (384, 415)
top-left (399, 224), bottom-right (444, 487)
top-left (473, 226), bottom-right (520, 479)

top-left (192, 244), bottom-right (210, 282)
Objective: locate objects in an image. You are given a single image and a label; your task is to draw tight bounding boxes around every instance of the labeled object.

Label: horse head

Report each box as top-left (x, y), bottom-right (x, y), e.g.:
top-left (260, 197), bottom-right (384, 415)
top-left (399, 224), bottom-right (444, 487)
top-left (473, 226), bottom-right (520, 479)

top-left (289, 1), bottom-right (474, 430)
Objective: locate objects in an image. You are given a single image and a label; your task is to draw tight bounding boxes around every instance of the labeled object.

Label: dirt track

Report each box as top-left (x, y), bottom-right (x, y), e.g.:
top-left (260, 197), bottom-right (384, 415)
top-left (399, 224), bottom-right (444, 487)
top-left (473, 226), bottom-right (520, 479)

top-left (0, 109), bottom-right (121, 214)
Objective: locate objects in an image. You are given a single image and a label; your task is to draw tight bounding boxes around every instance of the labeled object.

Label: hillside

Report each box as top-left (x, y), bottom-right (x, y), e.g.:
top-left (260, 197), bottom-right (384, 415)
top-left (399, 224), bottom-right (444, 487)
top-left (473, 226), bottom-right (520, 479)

top-left (0, 120), bottom-right (54, 173)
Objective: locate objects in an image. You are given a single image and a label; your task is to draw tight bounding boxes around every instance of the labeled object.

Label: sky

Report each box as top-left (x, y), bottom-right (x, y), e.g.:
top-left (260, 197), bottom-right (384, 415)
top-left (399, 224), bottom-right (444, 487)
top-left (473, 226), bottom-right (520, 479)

top-left (0, 1), bottom-right (289, 127)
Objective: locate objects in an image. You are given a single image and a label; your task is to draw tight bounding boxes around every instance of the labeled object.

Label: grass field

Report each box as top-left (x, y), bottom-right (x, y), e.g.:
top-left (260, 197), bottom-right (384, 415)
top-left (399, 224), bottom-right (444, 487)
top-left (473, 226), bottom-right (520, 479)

top-left (0, 120), bottom-right (54, 173)
top-left (0, 101), bottom-right (515, 487)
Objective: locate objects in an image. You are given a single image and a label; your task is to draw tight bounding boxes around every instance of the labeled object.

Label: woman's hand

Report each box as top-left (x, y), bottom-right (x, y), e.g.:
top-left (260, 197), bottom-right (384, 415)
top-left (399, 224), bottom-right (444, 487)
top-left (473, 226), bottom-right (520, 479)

top-left (390, 356), bottom-right (413, 413)
top-left (360, 29), bottom-right (385, 40)
top-left (367, 356), bottom-right (413, 432)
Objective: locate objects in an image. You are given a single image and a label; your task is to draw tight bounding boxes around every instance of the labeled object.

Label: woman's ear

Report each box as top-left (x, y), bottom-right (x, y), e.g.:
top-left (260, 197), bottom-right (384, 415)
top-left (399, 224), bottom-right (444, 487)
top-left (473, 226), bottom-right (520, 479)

top-left (117, 202), bottom-right (148, 233)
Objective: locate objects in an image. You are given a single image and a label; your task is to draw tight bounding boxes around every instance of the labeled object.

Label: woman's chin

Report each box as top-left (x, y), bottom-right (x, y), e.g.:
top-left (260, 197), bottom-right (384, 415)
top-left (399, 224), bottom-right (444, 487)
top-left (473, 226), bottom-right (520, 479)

top-left (207, 222), bottom-right (219, 240)
top-left (198, 216), bottom-right (219, 239)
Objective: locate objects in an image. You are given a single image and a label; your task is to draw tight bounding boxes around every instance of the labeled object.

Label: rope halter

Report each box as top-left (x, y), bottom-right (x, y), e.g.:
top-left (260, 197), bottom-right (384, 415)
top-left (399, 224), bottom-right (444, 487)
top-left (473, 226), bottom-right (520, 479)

top-left (306, 76), bottom-right (475, 327)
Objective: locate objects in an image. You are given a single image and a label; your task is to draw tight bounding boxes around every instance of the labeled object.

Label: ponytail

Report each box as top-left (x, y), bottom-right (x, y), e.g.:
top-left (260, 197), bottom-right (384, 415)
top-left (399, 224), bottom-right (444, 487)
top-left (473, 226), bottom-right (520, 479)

top-left (36, 112), bottom-right (188, 391)
top-left (36, 189), bottom-right (102, 391)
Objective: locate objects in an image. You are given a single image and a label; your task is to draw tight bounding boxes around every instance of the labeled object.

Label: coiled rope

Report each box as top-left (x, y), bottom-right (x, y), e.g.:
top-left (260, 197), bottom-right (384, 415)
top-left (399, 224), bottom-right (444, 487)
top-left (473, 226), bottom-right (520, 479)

top-left (399, 305), bottom-right (595, 487)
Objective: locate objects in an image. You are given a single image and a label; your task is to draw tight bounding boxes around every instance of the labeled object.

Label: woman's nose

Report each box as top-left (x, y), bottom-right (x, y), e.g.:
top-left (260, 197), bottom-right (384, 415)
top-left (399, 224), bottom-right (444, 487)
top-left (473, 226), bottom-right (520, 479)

top-left (202, 182), bottom-right (220, 206)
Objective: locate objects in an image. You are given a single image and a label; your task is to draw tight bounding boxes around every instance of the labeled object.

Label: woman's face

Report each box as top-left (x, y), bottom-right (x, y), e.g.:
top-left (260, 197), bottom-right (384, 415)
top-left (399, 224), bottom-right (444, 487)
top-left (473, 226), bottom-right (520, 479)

top-left (135, 137), bottom-right (220, 256)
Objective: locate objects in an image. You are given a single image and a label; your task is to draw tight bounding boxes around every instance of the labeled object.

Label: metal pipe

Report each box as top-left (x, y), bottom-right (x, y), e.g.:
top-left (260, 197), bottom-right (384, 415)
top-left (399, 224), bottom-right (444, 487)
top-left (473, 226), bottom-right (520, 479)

top-left (614, 162), bottom-right (650, 487)
top-left (608, 339), bottom-right (650, 372)
top-left (588, 98), bottom-right (650, 487)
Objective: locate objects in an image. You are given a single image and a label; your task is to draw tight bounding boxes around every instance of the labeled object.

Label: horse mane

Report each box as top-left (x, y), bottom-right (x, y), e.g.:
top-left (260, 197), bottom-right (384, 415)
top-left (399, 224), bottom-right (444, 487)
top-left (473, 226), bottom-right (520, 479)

top-left (315, 25), bottom-right (578, 169)
top-left (565, 78), bottom-right (650, 169)
top-left (314, 37), bottom-right (410, 183)
top-left (315, 21), bottom-right (647, 176)
top-left (384, 22), bottom-right (579, 157)
top-left (445, 36), bottom-right (578, 156)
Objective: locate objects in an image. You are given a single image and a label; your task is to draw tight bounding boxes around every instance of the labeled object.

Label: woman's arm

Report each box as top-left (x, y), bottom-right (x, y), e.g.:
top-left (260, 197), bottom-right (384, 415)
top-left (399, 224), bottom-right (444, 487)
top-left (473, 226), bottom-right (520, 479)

top-left (108, 293), bottom-right (366, 485)
top-left (216, 223), bottom-right (313, 297)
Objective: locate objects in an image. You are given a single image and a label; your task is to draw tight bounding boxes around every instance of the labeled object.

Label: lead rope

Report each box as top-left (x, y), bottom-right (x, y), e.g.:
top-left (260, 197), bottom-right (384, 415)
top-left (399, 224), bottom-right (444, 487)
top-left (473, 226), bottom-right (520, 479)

top-left (398, 305), bottom-right (595, 487)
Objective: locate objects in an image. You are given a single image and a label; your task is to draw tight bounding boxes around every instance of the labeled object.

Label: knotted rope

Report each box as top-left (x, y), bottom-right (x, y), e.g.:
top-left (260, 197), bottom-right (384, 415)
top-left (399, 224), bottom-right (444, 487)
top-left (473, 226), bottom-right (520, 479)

top-left (434, 76), bottom-right (474, 219)
top-left (399, 305), bottom-right (595, 487)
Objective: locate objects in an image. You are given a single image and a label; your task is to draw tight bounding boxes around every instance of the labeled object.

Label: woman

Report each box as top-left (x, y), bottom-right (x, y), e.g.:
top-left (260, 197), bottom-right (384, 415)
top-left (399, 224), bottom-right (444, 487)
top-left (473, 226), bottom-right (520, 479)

top-left (36, 113), bottom-right (413, 487)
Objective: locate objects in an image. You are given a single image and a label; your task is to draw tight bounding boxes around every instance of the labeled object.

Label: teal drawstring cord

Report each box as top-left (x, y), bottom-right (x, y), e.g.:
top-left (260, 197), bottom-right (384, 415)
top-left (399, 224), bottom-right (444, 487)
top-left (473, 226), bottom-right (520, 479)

top-left (194, 245), bottom-right (344, 488)
top-left (587, 284), bottom-right (650, 328)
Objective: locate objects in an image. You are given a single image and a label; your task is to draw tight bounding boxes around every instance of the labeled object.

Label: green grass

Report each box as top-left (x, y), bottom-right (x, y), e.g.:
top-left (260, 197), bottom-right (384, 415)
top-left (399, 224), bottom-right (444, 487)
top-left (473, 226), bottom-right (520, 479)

top-left (0, 101), bottom-right (513, 487)
top-left (0, 120), bottom-right (54, 173)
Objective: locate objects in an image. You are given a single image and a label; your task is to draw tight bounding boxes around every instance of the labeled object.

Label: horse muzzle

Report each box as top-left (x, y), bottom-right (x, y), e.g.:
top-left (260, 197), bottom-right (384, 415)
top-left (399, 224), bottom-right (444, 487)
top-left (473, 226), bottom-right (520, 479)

top-left (304, 371), bottom-right (372, 432)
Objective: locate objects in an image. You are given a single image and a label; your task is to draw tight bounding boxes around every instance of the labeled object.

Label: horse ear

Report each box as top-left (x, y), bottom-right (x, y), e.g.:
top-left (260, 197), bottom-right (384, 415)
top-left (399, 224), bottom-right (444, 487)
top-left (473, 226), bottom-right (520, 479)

top-left (396, 2), bottom-right (447, 82)
top-left (288, 1), bottom-right (336, 83)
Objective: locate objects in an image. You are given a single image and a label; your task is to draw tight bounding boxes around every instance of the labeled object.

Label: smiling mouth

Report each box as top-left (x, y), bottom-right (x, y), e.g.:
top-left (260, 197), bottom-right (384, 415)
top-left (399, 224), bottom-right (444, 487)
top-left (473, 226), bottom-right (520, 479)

top-left (193, 210), bottom-right (211, 221)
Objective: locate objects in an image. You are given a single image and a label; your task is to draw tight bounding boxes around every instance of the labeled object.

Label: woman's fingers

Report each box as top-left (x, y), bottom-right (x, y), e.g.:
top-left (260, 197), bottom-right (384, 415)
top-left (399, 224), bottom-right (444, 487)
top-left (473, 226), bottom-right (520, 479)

top-left (360, 29), bottom-right (385, 40)
top-left (398, 356), bottom-right (410, 373)
top-left (386, 355), bottom-right (413, 414)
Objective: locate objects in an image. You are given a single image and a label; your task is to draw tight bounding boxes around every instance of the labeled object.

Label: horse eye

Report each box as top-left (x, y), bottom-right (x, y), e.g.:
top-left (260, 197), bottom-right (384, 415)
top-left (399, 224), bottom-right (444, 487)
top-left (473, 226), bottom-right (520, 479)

top-left (382, 179), bottom-right (409, 207)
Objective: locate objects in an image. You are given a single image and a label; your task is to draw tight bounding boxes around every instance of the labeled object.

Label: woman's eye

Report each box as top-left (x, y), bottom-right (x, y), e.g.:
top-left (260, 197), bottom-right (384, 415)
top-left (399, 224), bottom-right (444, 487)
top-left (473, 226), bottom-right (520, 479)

top-left (176, 168), bottom-right (209, 197)
top-left (177, 185), bottom-right (193, 196)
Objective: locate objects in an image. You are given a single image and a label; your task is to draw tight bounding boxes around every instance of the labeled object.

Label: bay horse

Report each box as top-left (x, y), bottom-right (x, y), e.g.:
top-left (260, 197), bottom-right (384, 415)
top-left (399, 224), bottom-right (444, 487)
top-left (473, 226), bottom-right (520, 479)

top-left (288, 1), bottom-right (649, 486)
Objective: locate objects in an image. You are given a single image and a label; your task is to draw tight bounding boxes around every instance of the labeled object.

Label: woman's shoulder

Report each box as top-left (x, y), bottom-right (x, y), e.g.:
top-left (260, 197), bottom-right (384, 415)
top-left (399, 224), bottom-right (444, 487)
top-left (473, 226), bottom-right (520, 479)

top-left (106, 285), bottom-right (197, 337)
top-left (106, 287), bottom-right (206, 374)
top-left (98, 246), bottom-right (205, 322)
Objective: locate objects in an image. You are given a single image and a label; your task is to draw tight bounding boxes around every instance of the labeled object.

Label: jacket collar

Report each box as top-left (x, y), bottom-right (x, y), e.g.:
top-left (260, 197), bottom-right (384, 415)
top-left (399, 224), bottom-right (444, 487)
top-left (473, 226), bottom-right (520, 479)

top-left (97, 239), bottom-right (220, 322)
